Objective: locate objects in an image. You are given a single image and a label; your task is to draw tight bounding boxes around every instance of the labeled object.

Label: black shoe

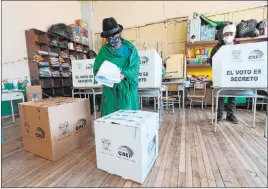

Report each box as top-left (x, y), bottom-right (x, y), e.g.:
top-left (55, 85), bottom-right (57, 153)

top-left (226, 114), bottom-right (238, 124)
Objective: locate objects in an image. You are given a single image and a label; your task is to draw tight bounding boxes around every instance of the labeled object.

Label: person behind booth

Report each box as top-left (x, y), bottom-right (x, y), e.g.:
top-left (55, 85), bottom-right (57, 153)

top-left (209, 24), bottom-right (238, 124)
top-left (86, 50), bottom-right (101, 115)
top-left (93, 17), bottom-right (140, 116)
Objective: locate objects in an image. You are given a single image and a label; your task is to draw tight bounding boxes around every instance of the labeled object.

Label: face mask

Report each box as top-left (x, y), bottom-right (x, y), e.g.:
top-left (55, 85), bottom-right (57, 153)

top-left (223, 36), bottom-right (234, 45)
top-left (108, 35), bottom-right (121, 47)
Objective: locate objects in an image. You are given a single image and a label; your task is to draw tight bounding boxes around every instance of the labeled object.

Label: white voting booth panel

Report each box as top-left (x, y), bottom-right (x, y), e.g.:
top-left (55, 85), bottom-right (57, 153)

top-left (212, 42), bottom-right (267, 88)
top-left (72, 59), bottom-right (95, 87)
top-left (138, 50), bottom-right (162, 88)
top-left (94, 110), bottom-right (159, 184)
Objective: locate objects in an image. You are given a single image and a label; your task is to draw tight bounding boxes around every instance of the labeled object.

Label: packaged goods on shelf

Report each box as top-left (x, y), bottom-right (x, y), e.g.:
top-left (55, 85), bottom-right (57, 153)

top-left (82, 37), bottom-right (89, 45)
top-left (39, 67), bottom-right (51, 77)
top-left (200, 25), bottom-right (216, 41)
top-left (49, 52), bottom-right (59, 57)
top-left (75, 19), bottom-right (88, 29)
top-left (68, 42), bottom-right (74, 50)
top-left (70, 55), bottom-right (77, 60)
top-left (38, 62), bottom-right (49, 67)
top-left (61, 63), bottom-right (70, 69)
top-left (51, 71), bottom-right (61, 77)
top-left (187, 13), bottom-right (201, 42)
top-left (60, 51), bottom-right (69, 58)
top-left (36, 50), bottom-right (49, 56)
top-left (50, 40), bottom-right (58, 46)
top-left (62, 71), bottom-right (72, 77)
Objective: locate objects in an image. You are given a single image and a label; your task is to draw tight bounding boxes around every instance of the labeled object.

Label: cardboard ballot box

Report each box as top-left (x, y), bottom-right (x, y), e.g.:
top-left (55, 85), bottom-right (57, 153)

top-left (94, 110), bottom-right (159, 184)
top-left (212, 41), bottom-right (267, 88)
top-left (19, 97), bottom-right (92, 161)
top-left (72, 59), bottom-right (95, 87)
top-left (138, 50), bottom-right (162, 88)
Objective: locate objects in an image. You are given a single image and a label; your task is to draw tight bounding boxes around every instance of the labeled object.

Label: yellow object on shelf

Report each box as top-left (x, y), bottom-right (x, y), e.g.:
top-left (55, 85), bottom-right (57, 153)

top-left (187, 67), bottom-right (213, 80)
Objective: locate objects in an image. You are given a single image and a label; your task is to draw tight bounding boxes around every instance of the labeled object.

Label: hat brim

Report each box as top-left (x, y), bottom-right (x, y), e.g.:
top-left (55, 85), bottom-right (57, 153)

top-left (100, 24), bottom-right (123, 38)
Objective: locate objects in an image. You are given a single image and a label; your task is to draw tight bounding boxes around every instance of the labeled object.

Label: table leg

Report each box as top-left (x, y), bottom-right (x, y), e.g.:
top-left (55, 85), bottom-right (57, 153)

top-left (72, 88), bottom-right (74, 98)
top-left (10, 100), bottom-right (15, 123)
top-left (252, 96), bottom-right (257, 128)
top-left (211, 89), bottom-right (215, 124)
top-left (183, 88), bottom-right (185, 109)
top-left (265, 103), bottom-right (268, 138)
top-left (92, 89), bottom-right (97, 120)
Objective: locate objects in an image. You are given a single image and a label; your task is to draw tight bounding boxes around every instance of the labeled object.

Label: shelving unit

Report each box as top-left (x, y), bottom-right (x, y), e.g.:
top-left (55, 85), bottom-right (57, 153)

top-left (25, 28), bottom-right (89, 98)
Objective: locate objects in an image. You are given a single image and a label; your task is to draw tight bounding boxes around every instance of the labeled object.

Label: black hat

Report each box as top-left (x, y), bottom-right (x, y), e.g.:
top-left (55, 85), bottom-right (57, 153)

top-left (101, 17), bottom-right (123, 38)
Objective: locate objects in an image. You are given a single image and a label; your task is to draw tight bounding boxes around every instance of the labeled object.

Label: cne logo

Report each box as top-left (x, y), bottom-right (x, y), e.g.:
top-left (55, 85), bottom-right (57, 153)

top-left (36, 127), bottom-right (45, 139)
top-left (58, 122), bottom-right (69, 135)
top-left (140, 56), bottom-right (149, 65)
top-left (248, 50), bottom-right (264, 61)
top-left (24, 122), bottom-right (30, 134)
top-left (76, 119), bottom-right (87, 131)
top-left (231, 50), bottom-right (242, 60)
top-left (118, 146), bottom-right (134, 159)
top-left (85, 63), bottom-right (93, 70)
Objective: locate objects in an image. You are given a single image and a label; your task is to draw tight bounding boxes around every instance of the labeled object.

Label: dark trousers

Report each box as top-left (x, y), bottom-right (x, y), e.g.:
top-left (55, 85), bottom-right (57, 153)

top-left (217, 97), bottom-right (236, 118)
top-left (89, 94), bottom-right (102, 114)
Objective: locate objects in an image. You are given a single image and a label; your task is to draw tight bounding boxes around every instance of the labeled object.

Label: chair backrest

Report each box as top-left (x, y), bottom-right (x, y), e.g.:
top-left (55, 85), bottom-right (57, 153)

top-left (193, 82), bottom-right (206, 96)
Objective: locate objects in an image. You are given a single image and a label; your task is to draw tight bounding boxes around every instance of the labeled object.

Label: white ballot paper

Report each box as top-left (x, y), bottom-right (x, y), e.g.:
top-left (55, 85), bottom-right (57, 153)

top-left (95, 60), bottom-right (121, 87)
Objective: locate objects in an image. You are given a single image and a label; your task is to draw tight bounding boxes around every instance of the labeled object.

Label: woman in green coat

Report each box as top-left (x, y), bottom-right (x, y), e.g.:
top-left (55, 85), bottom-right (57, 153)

top-left (94, 17), bottom-right (140, 116)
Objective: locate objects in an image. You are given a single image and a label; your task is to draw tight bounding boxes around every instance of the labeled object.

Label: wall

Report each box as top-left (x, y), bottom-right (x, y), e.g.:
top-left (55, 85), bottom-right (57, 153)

top-left (2, 1), bottom-right (81, 83)
top-left (93, 1), bottom-right (268, 56)
top-left (93, 1), bottom-right (267, 32)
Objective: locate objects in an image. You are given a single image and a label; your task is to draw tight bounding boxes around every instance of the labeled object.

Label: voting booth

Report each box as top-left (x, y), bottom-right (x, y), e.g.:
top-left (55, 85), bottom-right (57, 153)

top-left (138, 50), bottom-right (162, 88)
top-left (94, 110), bottom-right (159, 183)
top-left (212, 42), bottom-right (267, 88)
top-left (72, 59), bottom-right (95, 87)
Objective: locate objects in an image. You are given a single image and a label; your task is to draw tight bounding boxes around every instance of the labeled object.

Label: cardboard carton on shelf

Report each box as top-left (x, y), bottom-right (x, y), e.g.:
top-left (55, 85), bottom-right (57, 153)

top-left (94, 110), bottom-right (159, 184)
top-left (165, 54), bottom-right (185, 78)
top-left (212, 41), bottom-right (267, 88)
top-left (138, 49), bottom-right (162, 88)
top-left (19, 97), bottom-right (92, 161)
top-left (26, 85), bottom-right (42, 101)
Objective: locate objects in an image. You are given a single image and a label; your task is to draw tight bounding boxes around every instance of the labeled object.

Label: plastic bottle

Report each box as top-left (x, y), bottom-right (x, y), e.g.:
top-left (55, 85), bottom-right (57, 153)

top-left (13, 80), bottom-right (18, 90)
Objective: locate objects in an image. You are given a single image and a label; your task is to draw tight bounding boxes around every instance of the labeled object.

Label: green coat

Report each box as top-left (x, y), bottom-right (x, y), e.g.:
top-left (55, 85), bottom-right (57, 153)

top-left (93, 39), bottom-right (140, 116)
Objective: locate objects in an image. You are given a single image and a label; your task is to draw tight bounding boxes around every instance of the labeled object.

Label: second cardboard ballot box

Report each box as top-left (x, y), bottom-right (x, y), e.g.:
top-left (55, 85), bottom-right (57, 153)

top-left (138, 49), bottom-right (162, 88)
top-left (19, 97), bottom-right (92, 161)
top-left (212, 41), bottom-right (267, 88)
top-left (94, 110), bottom-right (159, 184)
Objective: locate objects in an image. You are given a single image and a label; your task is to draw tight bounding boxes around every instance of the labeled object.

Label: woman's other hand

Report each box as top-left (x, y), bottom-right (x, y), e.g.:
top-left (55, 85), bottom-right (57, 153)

top-left (120, 74), bottom-right (125, 80)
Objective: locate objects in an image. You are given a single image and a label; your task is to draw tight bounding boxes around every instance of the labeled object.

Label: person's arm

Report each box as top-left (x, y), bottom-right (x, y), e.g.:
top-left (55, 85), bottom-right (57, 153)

top-left (93, 48), bottom-right (104, 84)
top-left (121, 47), bottom-right (140, 84)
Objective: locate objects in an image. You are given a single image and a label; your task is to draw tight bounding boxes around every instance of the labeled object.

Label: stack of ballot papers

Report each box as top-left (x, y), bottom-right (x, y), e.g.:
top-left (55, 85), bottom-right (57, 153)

top-left (95, 60), bottom-right (121, 87)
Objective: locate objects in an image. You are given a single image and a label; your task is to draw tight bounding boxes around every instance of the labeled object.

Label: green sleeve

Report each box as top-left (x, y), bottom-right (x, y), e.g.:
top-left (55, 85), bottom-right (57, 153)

top-left (121, 47), bottom-right (140, 84)
top-left (93, 46), bottom-right (105, 84)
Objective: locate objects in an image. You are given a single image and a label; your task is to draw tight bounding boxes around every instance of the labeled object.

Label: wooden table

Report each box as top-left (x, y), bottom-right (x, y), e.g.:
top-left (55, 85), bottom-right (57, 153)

top-left (2, 90), bottom-right (25, 123)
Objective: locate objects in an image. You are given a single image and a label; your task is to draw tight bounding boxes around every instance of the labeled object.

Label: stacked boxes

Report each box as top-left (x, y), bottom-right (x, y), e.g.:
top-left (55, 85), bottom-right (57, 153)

top-left (94, 110), bottom-right (159, 183)
top-left (19, 97), bottom-right (92, 161)
top-left (200, 25), bottom-right (216, 41)
top-left (70, 19), bottom-right (89, 45)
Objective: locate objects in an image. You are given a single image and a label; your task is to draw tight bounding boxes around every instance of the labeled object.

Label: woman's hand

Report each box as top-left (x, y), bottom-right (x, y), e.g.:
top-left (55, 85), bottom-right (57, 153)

top-left (120, 74), bottom-right (125, 80)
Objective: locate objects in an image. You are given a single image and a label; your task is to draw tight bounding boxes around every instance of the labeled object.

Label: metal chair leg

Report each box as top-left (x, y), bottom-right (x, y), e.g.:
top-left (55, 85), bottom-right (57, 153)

top-left (202, 99), bottom-right (204, 110)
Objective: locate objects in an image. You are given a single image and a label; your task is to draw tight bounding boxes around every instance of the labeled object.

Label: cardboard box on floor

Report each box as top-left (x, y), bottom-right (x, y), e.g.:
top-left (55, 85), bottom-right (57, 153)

top-left (26, 86), bottom-right (42, 101)
top-left (94, 110), bottom-right (159, 184)
top-left (19, 97), bottom-right (92, 161)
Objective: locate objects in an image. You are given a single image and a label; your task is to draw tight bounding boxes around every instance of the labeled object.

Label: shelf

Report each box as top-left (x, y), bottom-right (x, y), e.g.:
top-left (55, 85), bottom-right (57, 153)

top-left (187, 63), bottom-right (211, 67)
top-left (235, 35), bottom-right (268, 43)
top-left (186, 40), bottom-right (218, 48)
top-left (35, 41), bottom-right (48, 46)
